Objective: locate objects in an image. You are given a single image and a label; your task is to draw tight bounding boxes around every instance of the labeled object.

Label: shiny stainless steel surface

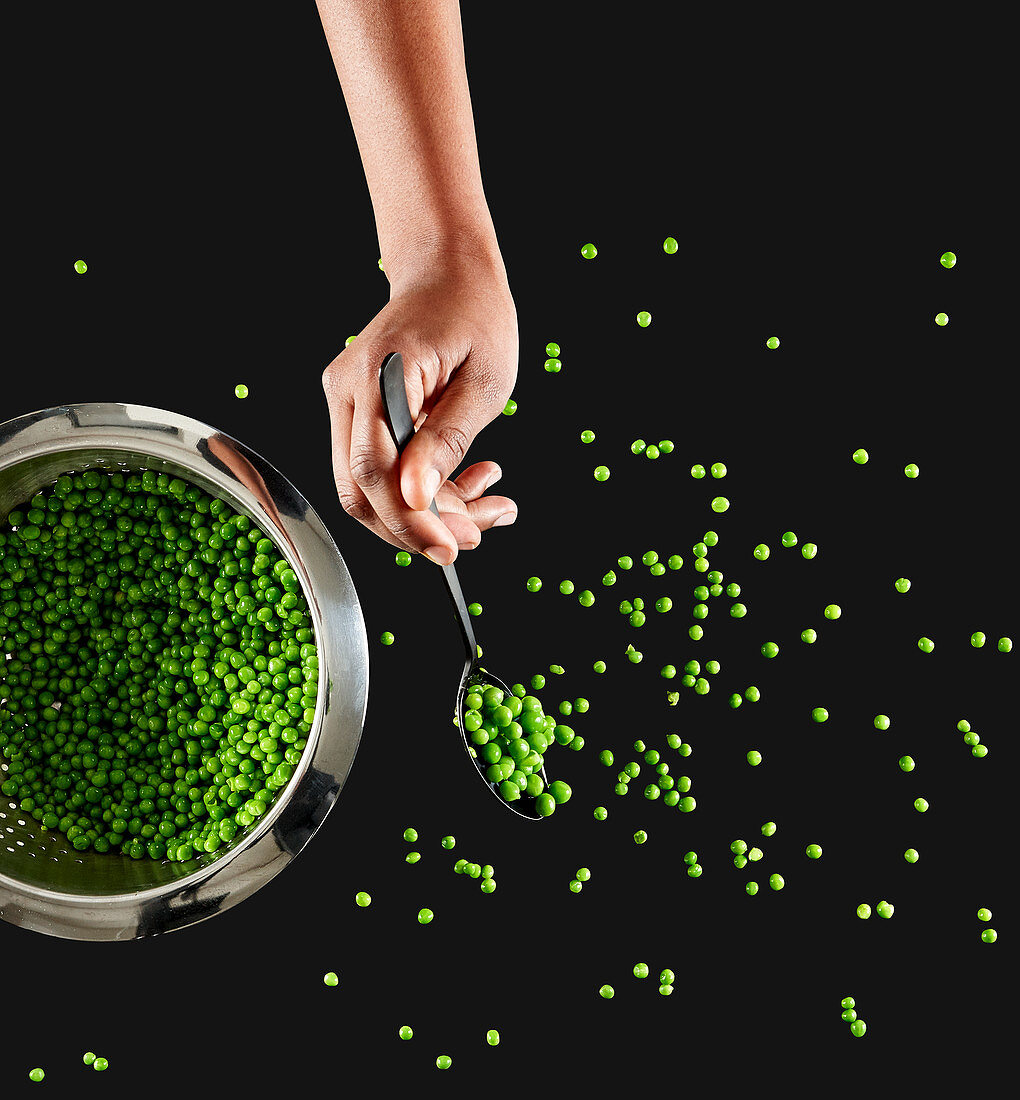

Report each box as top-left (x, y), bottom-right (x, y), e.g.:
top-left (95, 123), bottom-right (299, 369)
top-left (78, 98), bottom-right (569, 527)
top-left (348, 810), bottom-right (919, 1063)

top-left (0, 403), bottom-right (368, 940)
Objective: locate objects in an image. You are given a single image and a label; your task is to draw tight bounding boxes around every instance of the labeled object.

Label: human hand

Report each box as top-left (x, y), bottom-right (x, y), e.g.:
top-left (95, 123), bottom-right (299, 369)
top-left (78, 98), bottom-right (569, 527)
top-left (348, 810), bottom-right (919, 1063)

top-left (321, 249), bottom-right (518, 565)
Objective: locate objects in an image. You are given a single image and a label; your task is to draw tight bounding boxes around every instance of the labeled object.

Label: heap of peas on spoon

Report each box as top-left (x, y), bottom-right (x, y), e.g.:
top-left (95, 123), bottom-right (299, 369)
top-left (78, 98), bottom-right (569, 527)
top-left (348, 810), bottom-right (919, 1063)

top-left (380, 352), bottom-right (572, 819)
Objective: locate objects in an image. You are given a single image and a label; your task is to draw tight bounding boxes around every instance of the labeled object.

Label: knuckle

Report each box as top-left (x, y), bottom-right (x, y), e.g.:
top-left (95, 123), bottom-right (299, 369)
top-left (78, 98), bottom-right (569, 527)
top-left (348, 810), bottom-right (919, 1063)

top-left (336, 483), bottom-right (375, 526)
top-left (348, 449), bottom-right (387, 492)
top-left (433, 422), bottom-right (472, 468)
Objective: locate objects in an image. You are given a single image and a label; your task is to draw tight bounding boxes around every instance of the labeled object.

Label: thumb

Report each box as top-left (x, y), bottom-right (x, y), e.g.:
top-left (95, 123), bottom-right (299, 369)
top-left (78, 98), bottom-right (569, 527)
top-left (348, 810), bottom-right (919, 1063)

top-left (399, 356), bottom-right (505, 511)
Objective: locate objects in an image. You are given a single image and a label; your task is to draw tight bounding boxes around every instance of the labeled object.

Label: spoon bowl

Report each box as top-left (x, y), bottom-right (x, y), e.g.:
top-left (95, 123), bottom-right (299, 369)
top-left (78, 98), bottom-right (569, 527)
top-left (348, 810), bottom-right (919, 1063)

top-left (380, 353), bottom-right (546, 820)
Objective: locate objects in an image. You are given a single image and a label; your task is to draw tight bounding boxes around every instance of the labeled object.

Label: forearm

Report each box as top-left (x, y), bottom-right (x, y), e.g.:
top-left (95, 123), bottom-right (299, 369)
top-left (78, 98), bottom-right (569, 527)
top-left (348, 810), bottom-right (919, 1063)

top-left (315, 0), bottom-right (503, 290)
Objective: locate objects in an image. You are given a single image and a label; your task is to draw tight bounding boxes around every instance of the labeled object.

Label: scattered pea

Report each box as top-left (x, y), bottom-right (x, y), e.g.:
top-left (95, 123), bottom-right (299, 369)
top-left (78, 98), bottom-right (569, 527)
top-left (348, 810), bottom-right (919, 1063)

top-left (874, 715), bottom-right (891, 730)
top-left (599, 984), bottom-right (615, 999)
top-left (636, 311), bottom-right (652, 327)
top-left (857, 903), bottom-right (872, 919)
top-left (917, 637), bottom-right (935, 653)
top-left (805, 844), bottom-right (822, 859)
top-left (436, 1055), bottom-right (453, 1070)
top-left (876, 900), bottom-right (894, 918)
top-left (898, 755), bottom-right (915, 772)
top-left (380, 631), bottom-right (395, 645)
top-left (633, 829), bottom-right (648, 844)
top-left (765, 336), bottom-right (780, 349)
top-left (486, 1030), bottom-right (500, 1046)
top-left (234, 383), bottom-right (249, 399)
top-left (355, 891), bottom-right (372, 907)
top-left (761, 822), bottom-right (776, 837)
top-left (545, 342), bottom-right (561, 357)
top-left (852, 448), bottom-right (869, 464)
top-left (580, 429), bottom-right (595, 443)
top-left (812, 707), bottom-right (829, 723)
top-left (711, 496), bottom-right (730, 512)
top-left (935, 312), bottom-right (948, 326)
top-left (801, 542), bottom-right (818, 559)
top-left (981, 929), bottom-right (997, 943)
top-left (324, 971), bottom-right (339, 986)
top-left (913, 797), bottom-right (929, 813)
top-left (526, 576), bottom-right (543, 592)
top-left (691, 464), bottom-right (707, 478)
top-left (746, 881), bottom-right (759, 895)
top-left (544, 358), bottom-right (562, 372)
top-left (29, 1068), bottom-right (45, 1082)
top-left (399, 1025), bottom-right (414, 1040)
top-left (594, 806), bottom-right (608, 821)
top-left (999, 637), bottom-right (1013, 652)
top-left (753, 543), bottom-right (770, 561)
top-left (663, 237), bottom-right (679, 254)
top-left (747, 750), bottom-right (762, 766)
top-left (74, 258), bottom-right (87, 274)
top-left (502, 399), bottom-right (517, 416)
top-left (769, 873), bottom-right (785, 891)
top-left (977, 908), bottom-right (992, 921)
top-left (894, 577), bottom-right (911, 593)
top-left (594, 466), bottom-right (611, 481)
top-left (904, 848), bottom-right (919, 863)
top-left (418, 908), bottom-right (435, 924)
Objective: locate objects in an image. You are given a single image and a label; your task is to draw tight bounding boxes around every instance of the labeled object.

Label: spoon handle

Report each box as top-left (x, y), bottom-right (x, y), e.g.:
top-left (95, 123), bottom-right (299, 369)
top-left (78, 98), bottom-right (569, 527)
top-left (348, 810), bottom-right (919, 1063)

top-left (379, 352), bottom-right (478, 669)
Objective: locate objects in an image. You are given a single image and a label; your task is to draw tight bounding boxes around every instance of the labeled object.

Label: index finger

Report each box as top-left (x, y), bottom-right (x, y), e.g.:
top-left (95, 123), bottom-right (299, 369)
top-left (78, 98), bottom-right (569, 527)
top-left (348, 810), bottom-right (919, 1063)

top-left (348, 381), bottom-right (460, 564)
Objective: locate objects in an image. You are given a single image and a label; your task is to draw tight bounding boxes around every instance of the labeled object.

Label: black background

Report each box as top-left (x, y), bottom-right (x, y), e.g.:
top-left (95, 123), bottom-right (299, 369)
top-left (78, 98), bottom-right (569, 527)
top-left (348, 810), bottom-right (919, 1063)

top-left (3, 2), bottom-right (1013, 1093)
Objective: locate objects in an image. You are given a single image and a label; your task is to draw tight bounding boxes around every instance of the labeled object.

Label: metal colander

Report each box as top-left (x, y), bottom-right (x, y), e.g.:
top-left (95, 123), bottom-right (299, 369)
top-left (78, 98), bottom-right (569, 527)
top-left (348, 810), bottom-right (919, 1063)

top-left (0, 403), bottom-right (368, 941)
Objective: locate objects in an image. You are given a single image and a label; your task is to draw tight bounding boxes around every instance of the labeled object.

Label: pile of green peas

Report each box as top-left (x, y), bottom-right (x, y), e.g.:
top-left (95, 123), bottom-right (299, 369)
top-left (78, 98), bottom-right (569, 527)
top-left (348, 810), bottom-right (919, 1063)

top-left (0, 468), bottom-right (318, 862)
top-left (462, 681), bottom-right (572, 816)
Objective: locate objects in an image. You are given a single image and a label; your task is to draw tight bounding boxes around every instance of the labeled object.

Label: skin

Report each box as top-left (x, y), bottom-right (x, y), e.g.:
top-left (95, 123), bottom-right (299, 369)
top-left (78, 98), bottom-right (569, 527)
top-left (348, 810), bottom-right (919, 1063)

top-left (315, 0), bottom-right (518, 565)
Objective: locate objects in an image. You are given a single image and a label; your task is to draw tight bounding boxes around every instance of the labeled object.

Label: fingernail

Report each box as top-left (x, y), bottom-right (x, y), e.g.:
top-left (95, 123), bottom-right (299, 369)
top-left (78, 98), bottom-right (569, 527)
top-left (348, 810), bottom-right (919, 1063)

top-left (424, 544), bottom-right (456, 566)
top-left (483, 465), bottom-right (503, 491)
top-left (492, 511), bottom-right (517, 527)
top-left (423, 468), bottom-right (442, 503)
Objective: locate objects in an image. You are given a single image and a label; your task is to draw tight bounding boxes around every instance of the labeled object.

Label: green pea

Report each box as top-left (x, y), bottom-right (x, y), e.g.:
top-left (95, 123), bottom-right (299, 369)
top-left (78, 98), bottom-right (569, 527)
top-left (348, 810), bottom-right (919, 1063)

top-left (380, 631), bottom-right (395, 645)
top-left (852, 448), bottom-right (869, 464)
top-left (876, 900), bottom-right (894, 918)
top-left (417, 908), bottom-right (435, 924)
top-left (761, 642), bottom-right (779, 659)
top-left (898, 756), bottom-right (914, 772)
top-left (441, 835), bottom-right (456, 849)
top-left (913, 797), bottom-right (929, 813)
top-left (805, 844), bottom-right (822, 859)
top-left (544, 357), bottom-right (562, 372)
top-left (633, 961), bottom-right (649, 978)
top-left (526, 576), bottom-right (542, 592)
top-left (633, 829), bottom-right (648, 844)
top-left (580, 429), bottom-right (595, 443)
top-left (981, 928), bottom-right (997, 943)
top-left (998, 637), bottom-right (1013, 652)
top-left (593, 466), bottom-right (611, 481)
top-left (746, 749), bottom-right (762, 766)
top-left (399, 1025), bottom-right (414, 1040)
top-left (659, 440), bottom-right (675, 453)
top-left (74, 258), bottom-right (88, 274)
top-left (355, 891), bottom-right (372, 907)
top-left (234, 383), bottom-right (250, 399)
top-left (781, 531), bottom-right (797, 547)
top-left (940, 251), bottom-right (956, 268)
top-left (598, 984), bottom-right (615, 999)
top-left (323, 971), bottom-right (339, 986)
top-left (436, 1055), bottom-right (453, 1069)
top-left (917, 637), bottom-right (935, 653)
top-left (486, 1029), bottom-right (500, 1046)
top-left (894, 577), bottom-right (911, 593)
top-left (765, 336), bottom-right (780, 349)
top-left (857, 903), bottom-right (872, 919)
top-left (29, 1068), bottom-right (45, 1082)
top-left (93, 1057), bottom-right (109, 1071)
top-left (874, 714), bottom-right (891, 730)
top-left (823, 604), bottom-right (841, 620)
top-left (663, 237), bottom-right (679, 254)
top-left (769, 873), bottom-right (785, 891)
top-left (730, 603), bottom-right (747, 618)
top-left (811, 707), bottom-right (828, 723)
top-left (903, 848), bottom-right (919, 863)
top-left (711, 497), bottom-right (730, 512)
top-left (691, 464), bottom-right (706, 478)
top-left (801, 542), bottom-right (818, 559)
top-left (977, 907), bottom-right (992, 921)
top-left (970, 631), bottom-right (986, 647)
top-left (594, 806), bottom-right (608, 821)
top-left (545, 342), bottom-right (560, 356)
top-left (395, 550), bottom-right (412, 567)
top-left (593, 660), bottom-right (607, 673)
top-left (745, 881), bottom-right (759, 895)
top-left (467, 602), bottom-right (482, 616)
top-left (636, 311), bottom-right (652, 327)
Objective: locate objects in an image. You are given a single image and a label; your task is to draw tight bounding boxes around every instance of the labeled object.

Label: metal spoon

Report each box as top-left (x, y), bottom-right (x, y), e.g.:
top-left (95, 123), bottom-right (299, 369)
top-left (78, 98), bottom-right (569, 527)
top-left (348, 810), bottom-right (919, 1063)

top-left (379, 352), bottom-right (546, 820)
